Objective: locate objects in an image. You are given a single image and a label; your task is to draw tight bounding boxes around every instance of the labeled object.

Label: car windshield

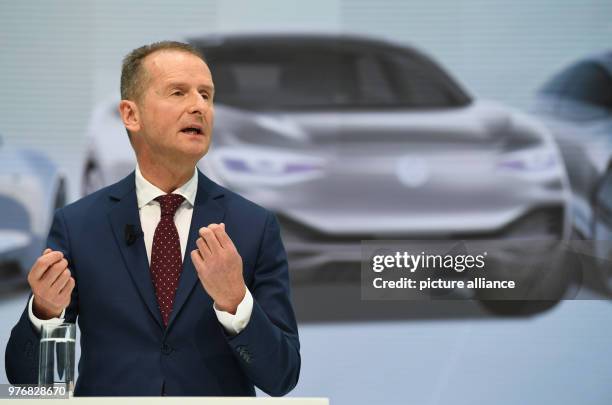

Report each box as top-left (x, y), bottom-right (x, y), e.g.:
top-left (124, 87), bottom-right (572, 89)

top-left (199, 41), bottom-right (470, 110)
top-left (542, 61), bottom-right (612, 109)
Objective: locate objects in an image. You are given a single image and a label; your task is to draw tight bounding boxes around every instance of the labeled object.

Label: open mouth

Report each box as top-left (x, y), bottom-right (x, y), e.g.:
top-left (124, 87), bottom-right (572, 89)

top-left (180, 126), bottom-right (203, 135)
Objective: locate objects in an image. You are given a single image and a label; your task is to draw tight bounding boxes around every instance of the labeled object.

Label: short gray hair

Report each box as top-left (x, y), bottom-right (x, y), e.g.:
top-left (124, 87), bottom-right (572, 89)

top-left (120, 41), bottom-right (206, 102)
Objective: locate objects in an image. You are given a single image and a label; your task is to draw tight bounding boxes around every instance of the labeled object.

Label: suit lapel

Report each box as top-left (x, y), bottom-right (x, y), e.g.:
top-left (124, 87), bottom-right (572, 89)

top-left (166, 170), bottom-right (226, 331)
top-left (107, 172), bottom-right (164, 329)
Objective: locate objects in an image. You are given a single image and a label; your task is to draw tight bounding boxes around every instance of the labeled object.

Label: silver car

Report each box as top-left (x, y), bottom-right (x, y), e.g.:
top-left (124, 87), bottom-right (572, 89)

top-left (0, 134), bottom-right (66, 280)
top-left (83, 33), bottom-right (571, 286)
top-left (531, 51), bottom-right (612, 239)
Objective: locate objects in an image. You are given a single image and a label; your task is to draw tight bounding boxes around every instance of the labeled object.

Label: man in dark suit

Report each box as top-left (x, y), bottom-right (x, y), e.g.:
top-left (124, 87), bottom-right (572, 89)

top-left (5, 41), bottom-right (300, 396)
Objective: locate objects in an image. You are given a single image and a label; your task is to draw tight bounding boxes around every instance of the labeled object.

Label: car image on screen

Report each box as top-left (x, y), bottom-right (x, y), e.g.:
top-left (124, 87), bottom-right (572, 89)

top-left (0, 133), bottom-right (67, 283)
top-left (82, 33), bottom-right (573, 310)
top-left (531, 51), bottom-right (612, 239)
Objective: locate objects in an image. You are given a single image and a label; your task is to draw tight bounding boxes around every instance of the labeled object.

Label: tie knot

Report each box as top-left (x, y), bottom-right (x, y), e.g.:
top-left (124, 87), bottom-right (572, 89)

top-left (155, 194), bottom-right (185, 217)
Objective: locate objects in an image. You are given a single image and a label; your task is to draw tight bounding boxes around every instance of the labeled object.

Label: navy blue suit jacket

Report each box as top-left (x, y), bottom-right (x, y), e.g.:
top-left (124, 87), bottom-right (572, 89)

top-left (5, 170), bottom-right (300, 396)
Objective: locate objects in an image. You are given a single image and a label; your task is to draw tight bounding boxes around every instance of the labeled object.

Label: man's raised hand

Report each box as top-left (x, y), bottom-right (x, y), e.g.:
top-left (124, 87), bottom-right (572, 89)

top-left (190, 223), bottom-right (246, 315)
top-left (27, 248), bottom-right (75, 320)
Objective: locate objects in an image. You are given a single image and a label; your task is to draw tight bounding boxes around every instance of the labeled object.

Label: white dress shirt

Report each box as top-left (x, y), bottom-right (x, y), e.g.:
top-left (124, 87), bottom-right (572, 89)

top-left (29, 165), bottom-right (253, 335)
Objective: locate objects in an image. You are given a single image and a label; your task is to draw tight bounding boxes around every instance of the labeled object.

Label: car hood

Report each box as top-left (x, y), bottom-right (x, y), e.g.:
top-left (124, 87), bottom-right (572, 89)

top-left (215, 100), bottom-right (517, 149)
top-left (209, 101), bottom-right (563, 237)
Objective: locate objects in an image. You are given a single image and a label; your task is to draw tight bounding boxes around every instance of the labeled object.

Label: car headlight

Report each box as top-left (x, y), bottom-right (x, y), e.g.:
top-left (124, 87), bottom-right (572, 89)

top-left (210, 147), bottom-right (326, 187)
top-left (497, 147), bottom-right (558, 172)
top-left (496, 147), bottom-right (562, 183)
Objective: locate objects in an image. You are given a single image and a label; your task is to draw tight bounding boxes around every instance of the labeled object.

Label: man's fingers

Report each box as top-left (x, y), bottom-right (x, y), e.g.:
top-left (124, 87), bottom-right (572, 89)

top-left (58, 277), bottom-right (75, 298)
top-left (207, 224), bottom-right (225, 249)
top-left (40, 258), bottom-right (69, 287)
top-left (30, 252), bottom-right (64, 281)
top-left (190, 249), bottom-right (206, 271)
top-left (196, 237), bottom-right (212, 258)
top-left (199, 227), bottom-right (220, 255)
top-left (42, 248), bottom-right (52, 255)
top-left (56, 277), bottom-right (75, 307)
top-left (211, 223), bottom-right (235, 250)
top-left (50, 269), bottom-right (71, 294)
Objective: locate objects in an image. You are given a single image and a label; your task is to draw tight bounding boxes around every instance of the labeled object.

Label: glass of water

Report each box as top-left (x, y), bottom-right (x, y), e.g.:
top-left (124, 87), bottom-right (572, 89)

top-left (38, 323), bottom-right (76, 395)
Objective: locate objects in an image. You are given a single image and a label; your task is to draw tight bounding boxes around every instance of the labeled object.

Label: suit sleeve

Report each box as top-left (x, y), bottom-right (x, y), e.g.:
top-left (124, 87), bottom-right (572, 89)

top-left (224, 211), bottom-right (301, 396)
top-left (5, 208), bottom-right (79, 384)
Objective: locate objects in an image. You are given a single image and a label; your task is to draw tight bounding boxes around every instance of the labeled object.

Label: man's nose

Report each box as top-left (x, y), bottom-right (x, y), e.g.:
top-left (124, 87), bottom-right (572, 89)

top-left (187, 92), bottom-right (209, 115)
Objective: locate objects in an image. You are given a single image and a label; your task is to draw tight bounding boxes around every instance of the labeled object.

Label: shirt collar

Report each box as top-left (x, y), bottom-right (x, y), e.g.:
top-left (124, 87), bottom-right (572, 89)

top-left (135, 164), bottom-right (198, 209)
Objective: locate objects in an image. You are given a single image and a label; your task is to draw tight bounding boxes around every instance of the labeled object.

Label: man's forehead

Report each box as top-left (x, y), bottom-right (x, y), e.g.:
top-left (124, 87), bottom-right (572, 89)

top-left (143, 49), bottom-right (211, 81)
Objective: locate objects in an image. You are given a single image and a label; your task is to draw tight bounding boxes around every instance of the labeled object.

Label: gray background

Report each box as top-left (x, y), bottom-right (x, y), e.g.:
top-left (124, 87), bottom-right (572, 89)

top-left (1, 0), bottom-right (610, 199)
top-left (1, 1), bottom-right (611, 404)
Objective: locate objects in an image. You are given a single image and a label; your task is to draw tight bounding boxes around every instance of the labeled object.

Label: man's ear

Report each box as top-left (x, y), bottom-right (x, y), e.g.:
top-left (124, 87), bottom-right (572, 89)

top-left (119, 100), bottom-right (141, 133)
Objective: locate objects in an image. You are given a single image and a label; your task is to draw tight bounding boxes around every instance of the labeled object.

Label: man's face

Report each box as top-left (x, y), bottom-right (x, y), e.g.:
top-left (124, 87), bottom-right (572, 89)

top-left (129, 50), bottom-right (215, 166)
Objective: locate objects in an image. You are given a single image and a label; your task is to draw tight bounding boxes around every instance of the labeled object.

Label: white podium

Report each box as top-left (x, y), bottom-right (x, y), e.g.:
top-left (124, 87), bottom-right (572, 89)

top-left (0, 397), bottom-right (329, 404)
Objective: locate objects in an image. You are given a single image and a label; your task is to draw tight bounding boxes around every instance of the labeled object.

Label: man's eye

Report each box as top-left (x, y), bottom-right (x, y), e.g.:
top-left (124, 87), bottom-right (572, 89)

top-left (172, 91), bottom-right (184, 96)
top-left (200, 93), bottom-right (210, 100)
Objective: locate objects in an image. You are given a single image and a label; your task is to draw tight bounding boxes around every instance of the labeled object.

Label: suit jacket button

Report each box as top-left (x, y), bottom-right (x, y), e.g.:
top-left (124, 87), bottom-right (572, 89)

top-left (161, 343), bottom-right (173, 355)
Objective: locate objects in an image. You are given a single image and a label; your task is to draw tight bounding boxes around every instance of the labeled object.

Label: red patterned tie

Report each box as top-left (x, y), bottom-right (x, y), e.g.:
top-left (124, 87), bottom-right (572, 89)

top-left (150, 194), bottom-right (185, 326)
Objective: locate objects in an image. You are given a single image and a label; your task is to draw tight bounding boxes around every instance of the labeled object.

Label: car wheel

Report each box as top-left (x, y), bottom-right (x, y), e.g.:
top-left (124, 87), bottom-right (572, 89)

top-left (478, 299), bottom-right (560, 316)
top-left (476, 246), bottom-right (577, 316)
